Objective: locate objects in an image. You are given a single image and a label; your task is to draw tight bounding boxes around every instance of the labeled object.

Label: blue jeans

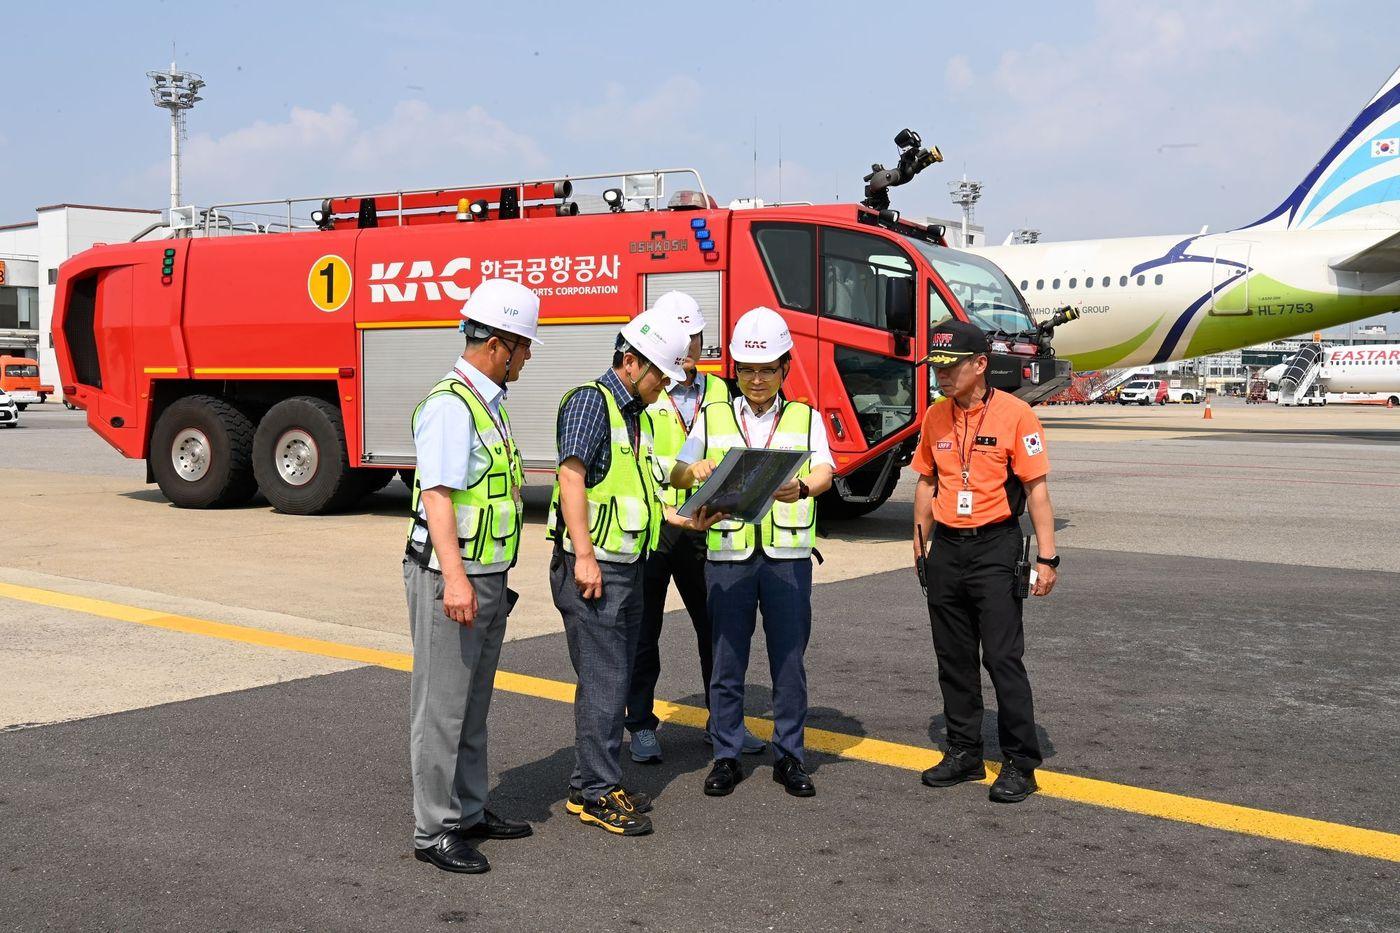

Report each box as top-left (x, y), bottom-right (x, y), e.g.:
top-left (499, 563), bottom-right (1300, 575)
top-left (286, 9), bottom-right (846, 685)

top-left (707, 553), bottom-right (812, 763)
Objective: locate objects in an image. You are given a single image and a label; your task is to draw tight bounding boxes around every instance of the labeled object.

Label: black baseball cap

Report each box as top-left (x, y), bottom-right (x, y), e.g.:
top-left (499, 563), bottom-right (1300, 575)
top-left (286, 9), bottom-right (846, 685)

top-left (926, 319), bottom-right (991, 367)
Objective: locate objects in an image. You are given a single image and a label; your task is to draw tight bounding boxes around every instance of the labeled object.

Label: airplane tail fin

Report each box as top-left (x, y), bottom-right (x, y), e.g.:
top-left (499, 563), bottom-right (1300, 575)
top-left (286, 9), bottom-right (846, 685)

top-left (1243, 64), bottom-right (1400, 231)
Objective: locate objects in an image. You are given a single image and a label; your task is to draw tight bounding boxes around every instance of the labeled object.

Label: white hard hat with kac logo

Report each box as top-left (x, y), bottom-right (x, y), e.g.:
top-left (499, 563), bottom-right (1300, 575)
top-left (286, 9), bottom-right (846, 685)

top-left (651, 290), bottom-right (706, 336)
top-left (619, 307), bottom-right (691, 383)
top-left (729, 306), bottom-right (793, 363)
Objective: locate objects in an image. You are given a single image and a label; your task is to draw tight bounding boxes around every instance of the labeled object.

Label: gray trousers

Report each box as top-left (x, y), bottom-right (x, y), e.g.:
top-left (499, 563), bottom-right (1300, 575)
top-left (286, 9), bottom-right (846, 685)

top-left (550, 550), bottom-right (644, 800)
top-left (405, 559), bottom-right (509, 849)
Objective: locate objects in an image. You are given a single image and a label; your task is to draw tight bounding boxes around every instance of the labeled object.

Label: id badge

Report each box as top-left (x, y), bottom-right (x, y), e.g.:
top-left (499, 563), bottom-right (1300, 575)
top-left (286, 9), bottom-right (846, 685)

top-left (956, 489), bottom-right (974, 516)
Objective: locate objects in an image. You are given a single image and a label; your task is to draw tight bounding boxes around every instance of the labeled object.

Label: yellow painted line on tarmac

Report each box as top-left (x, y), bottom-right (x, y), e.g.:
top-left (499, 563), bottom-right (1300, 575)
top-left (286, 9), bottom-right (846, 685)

top-left (3, 580), bottom-right (1399, 864)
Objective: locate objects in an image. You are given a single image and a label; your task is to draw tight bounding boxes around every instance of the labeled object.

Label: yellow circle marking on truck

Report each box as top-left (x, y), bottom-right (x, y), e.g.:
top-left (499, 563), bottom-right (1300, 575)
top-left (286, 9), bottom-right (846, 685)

top-left (307, 254), bottom-right (352, 313)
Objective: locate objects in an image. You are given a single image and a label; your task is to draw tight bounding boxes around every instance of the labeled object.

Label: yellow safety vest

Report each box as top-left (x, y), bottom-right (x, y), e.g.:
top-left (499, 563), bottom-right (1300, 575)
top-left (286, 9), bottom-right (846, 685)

top-left (406, 378), bottom-right (523, 575)
top-left (647, 373), bottom-right (731, 508)
top-left (701, 400), bottom-right (817, 561)
top-left (547, 382), bottom-right (663, 564)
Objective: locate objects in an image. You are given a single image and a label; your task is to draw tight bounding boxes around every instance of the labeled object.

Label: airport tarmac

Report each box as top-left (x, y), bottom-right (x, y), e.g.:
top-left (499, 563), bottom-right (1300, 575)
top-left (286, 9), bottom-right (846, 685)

top-left (1, 401), bottom-right (1398, 932)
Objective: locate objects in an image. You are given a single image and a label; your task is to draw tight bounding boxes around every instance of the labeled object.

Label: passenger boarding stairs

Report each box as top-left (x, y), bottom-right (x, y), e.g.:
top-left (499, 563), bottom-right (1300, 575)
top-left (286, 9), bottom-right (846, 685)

top-left (1085, 368), bottom-right (1144, 402)
top-left (1277, 343), bottom-right (1324, 405)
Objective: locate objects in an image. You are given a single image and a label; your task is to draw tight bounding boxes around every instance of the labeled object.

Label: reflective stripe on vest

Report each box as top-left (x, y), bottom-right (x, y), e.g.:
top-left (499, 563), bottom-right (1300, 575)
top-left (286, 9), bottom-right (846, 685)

top-left (702, 400), bottom-right (817, 562)
top-left (547, 382), bottom-right (662, 564)
top-left (406, 378), bottom-right (524, 575)
top-left (647, 373), bottom-right (731, 508)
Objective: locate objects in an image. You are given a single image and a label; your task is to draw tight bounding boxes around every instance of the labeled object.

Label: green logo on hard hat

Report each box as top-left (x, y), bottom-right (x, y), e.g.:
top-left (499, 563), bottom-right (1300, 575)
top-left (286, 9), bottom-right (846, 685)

top-left (641, 324), bottom-right (651, 334)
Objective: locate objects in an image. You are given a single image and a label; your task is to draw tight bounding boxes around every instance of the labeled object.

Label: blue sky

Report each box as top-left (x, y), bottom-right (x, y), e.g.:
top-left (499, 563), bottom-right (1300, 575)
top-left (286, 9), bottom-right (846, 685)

top-left (2, 0), bottom-right (1398, 247)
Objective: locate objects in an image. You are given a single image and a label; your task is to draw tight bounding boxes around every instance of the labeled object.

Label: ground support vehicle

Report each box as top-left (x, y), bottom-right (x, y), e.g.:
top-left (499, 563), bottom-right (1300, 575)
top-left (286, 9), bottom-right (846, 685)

top-left (1117, 379), bottom-right (1168, 405)
top-left (0, 388), bottom-right (18, 427)
top-left (54, 156), bottom-right (1075, 517)
top-left (0, 356), bottom-right (55, 410)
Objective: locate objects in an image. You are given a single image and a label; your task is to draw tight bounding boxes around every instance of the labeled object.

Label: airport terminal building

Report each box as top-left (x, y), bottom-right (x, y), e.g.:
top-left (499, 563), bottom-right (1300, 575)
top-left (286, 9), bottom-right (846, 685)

top-left (0, 205), bottom-right (161, 397)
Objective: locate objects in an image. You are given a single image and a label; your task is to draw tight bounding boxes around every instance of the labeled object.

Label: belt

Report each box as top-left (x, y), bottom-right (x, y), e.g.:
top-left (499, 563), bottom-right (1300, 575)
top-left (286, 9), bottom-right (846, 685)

top-left (933, 517), bottom-right (1020, 540)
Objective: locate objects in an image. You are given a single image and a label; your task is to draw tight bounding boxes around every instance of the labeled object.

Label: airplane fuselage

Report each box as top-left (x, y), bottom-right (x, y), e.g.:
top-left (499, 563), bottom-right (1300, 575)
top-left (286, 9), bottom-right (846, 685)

top-left (976, 229), bottom-right (1400, 371)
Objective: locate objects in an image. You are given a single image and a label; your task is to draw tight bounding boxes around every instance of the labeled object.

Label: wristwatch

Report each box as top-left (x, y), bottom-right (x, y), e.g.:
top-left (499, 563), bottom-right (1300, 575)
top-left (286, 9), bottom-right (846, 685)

top-left (797, 479), bottom-right (810, 500)
top-left (1035, 554), bottom-right (1061, 568)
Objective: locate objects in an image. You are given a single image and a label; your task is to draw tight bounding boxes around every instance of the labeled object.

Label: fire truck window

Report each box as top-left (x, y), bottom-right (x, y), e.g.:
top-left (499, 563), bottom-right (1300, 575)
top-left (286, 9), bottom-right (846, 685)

top-left (753, 225), bottom-right (814, 312)
top-left (833, 344), bottom-right (914, 446)
top-left (820, 228), bottom-right (913, 330)
top-left (929, 282), bottom-right (955, 329)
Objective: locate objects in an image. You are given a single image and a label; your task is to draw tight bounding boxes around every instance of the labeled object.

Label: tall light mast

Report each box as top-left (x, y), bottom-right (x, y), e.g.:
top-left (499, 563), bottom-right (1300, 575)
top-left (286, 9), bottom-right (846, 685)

top-left (147, 60), bottom-right (205, 223)
top-left (947, 175), bottom-right (983, 247)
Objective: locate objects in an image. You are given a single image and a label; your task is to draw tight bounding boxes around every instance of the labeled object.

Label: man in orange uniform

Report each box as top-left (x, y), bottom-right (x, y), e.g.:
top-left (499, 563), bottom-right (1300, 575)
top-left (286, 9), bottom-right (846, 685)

top-left (910, 320), bottom-right (1060, 804)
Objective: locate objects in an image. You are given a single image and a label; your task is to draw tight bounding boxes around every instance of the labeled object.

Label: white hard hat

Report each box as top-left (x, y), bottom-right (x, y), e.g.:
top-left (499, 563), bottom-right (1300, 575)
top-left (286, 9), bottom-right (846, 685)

top-left (460, 278), bottom-right (543, 345)
top-left (619, 307), bottom-right (691, 383)
top-left (651, 290), bottom-right (705, 336)
top-left (729, 306), bottom-right (793, 363)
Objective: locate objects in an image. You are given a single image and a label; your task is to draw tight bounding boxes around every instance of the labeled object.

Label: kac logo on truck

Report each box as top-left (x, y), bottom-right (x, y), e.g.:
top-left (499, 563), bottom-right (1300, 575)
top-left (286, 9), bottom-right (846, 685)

top-left (368, 258), bottom-right (474, 303)
top-left (368, 254), bottom-right (623, 302)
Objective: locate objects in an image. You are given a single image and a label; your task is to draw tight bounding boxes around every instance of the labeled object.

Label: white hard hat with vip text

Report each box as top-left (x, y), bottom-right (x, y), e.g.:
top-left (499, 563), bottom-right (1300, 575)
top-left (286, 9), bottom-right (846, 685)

top-left (651, 290), bottom-right (705, 336)
top-left (460, 278), bottom-right (543, 344)
top-left (729, 306), bottom-right (793, 363)
top-left (619, 307), bottom-right (691, 383)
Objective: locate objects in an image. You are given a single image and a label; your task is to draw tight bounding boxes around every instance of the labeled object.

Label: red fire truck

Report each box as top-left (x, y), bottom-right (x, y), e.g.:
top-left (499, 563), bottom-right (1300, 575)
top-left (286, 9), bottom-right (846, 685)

top-left (53, 138), bottom-right (1073, 517)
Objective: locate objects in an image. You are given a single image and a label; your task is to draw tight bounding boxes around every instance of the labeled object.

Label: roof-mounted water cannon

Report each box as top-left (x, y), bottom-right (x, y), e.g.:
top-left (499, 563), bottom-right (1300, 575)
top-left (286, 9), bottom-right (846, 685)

top-left (862, 128), bottom-right (943, 214)
top-left (1034, 305), bottom-right (1080, 352)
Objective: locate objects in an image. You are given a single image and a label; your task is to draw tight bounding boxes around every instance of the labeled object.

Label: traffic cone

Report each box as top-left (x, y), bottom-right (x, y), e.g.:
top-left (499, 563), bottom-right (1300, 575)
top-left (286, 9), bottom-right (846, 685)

top-left (1203, 398), bottom-right (1213, 420)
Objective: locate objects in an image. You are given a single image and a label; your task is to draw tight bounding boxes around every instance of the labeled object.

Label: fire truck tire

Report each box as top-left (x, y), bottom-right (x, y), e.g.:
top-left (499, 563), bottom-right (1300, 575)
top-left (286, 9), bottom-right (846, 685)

top-left (150, 395), bottom-right (259, 509)
top-left (253, 397), bottom-right (358, 514)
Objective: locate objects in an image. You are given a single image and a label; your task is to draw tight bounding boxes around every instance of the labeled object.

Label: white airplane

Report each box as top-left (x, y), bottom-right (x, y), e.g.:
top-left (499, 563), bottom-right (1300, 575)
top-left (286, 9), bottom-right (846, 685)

top-left (973, 64), bottom-right (1400, 373)
top-left (1263, 344), bottom-right (1400, 404)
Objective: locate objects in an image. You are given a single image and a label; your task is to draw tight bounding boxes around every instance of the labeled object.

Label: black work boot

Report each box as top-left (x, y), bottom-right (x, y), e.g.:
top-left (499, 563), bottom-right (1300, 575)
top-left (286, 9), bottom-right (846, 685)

top-left (921, 748), bottom-right (986, 787)
top-left (988, 761), bottom-right (1039, 803)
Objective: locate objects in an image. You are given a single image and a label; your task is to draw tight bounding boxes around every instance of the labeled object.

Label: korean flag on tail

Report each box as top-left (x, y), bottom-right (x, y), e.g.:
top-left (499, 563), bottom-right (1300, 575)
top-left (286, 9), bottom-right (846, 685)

top-left (1372, 138), bottom-right (1399, 158)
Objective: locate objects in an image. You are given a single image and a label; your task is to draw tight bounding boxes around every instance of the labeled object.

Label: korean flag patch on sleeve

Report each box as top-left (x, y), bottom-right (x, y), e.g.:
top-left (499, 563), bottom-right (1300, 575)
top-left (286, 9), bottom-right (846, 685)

top-left (1022, 432), bottom-right (1044, 457)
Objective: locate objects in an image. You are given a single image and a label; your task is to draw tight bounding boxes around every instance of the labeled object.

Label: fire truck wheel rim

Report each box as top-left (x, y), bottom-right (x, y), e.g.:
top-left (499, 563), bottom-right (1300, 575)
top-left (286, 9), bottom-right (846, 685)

top-left (275, 429), bottom-right (319, 487)
top-left (172, 428), bottom-right (212, 482)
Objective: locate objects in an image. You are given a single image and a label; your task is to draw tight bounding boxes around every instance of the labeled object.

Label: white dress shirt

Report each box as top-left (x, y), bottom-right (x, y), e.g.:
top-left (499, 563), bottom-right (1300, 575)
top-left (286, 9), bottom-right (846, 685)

top-left (412, 358), bottom-right (506, 544)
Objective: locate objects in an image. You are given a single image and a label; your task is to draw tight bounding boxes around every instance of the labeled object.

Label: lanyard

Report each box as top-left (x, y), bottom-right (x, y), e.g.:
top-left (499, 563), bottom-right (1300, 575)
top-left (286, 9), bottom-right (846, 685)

top-left (955, 388), bottom-right (994, 488)
top-left (739, 399), bottom-right (782, 449)
top-left (454, 365), bottom-right (513, 451)
top-left (665, 384), bottom-right (700, 433)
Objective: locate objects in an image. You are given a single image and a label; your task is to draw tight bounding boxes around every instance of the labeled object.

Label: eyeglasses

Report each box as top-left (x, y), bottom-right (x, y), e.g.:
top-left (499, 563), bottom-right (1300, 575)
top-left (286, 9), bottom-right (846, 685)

top-left (735, 366), bottom-right (782, 380)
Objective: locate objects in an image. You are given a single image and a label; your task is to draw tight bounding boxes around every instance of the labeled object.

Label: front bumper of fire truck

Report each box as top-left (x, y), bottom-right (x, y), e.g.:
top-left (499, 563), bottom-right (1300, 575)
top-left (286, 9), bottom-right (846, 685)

top-left (987, 352), bottom-right (1073, 406)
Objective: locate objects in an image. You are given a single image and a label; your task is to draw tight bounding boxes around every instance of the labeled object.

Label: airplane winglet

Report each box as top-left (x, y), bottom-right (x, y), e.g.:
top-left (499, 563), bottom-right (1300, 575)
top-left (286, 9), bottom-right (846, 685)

top-left (1330, 230), bottom-right (1400, 273)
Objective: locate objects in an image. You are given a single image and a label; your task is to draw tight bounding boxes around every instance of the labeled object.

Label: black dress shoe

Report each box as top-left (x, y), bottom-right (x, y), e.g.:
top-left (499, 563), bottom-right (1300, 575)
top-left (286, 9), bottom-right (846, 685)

top-left (772, 755), bottom-right (815, 798)
top-left (988, 762), bottom-right (1038, 803)
top-left (414, 831), bottom-right (490, 874)
top-left (921, 748), bottom-right (986, 788)
top-left (703, 758), bottom-right (744, 797)
top-left (460, 809), bottom-right (533, 840)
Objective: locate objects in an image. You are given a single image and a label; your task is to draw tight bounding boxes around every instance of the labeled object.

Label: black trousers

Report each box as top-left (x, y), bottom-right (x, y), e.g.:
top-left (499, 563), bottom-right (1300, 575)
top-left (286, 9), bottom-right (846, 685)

top-left (925, 524), bottom-right (1043, 772)
top-left (624, 524), bottom-right (712, 732)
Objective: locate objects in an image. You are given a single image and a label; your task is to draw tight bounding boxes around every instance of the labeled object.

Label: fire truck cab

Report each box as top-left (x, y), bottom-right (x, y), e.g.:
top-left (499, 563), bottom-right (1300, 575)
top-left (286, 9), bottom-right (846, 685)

top-left (53, 164), bottom-right (1072, 517)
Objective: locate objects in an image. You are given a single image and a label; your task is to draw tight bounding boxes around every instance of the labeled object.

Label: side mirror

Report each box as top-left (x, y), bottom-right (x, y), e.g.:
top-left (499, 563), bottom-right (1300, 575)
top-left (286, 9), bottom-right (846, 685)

top-left (884, 276), bottom-right (915, 356)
